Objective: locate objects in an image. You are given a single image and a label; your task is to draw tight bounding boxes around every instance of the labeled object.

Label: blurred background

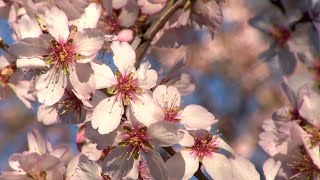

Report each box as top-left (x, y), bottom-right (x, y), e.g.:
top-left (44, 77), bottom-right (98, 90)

top-left (0, 0), bottom-right (303, 178)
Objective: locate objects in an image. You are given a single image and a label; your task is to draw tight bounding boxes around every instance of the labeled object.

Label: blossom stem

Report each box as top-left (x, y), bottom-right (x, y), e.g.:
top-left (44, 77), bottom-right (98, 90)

top-left (135, 0), bottom-right (186, 67)
top-left (163, 146), bottom-right (209, 180)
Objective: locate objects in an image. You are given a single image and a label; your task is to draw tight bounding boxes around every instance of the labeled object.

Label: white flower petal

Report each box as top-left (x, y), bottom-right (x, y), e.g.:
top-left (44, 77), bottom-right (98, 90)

top-left (16, 14), bottom-right (42, 39)
top-left (91, 96), bottom-right (124, 134)
top-left (36, 68), bottom-right (67, 106)
top-left (81, 142), bottom-right (102, 161)
top-left (37, 104), bottom-right (60, 125)
top-left (147, 121), bottom-right (184, 147)
top-left (130, 93), bottom-right (164, 126)
top-left (102, 147), bottom-right (134, 179)
top-left (179, 105), bottom-right (217, 129)
top-left (229, 155), bottom-right (260, 180)
top-left (217, 137), bottom-right (236, 155)
top-left (77, 3), bottom-right (102, 31)
top-left (111, 41), bottom-right (136, 74)
top-left (202, 153), bottom-right (232, 180)
top-left (153, 85), bottom-right (181, 108)
top-left (144, 150), bottom-right (168, 180)
top-left (178, 130), bottom-right (195, 147)
top-left (90, 60), bottom-right (116, 89)
top-left (16, 58), bottom-right (46, 69)
top-left (69, 63), bottom-right (95, 100)
top-left (135, 61), bottom-right (158, 90)
top-left (73, 28), bottom-right (104, 61)
top-left (44, 6), bottom-right (70, 41)
top-left (165, 150), bottom-right (199, 180)
top-left (27, 129), bottom-right (47, 154)
top-left (263, 158), bottom-right (281, 180)
top-left (66, 154), bottom-right (103, 180)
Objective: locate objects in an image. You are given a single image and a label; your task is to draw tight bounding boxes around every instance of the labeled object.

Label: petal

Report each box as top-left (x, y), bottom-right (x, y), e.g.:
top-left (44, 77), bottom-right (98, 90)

top-left (263, 158), bottom-right (281, 180)
top-left (144, 150), bottom-right (168, 180)
top-left (179, 105), bottom-right (217, 129)
top-left (178, 130), bottom-right (195, 147)
top-left (124, 160), bottom-right (139, 179)
top-left (69, 63), bottom-right (95, 100)
top-left (298, 86), bottom-right (320, 128)
top-left (44, 6), bottom-right (70, 41)
top-left (293, 124), bottom-right (320, 168)
top-left (165, 150), bottom-right (199, 180)
top-left (202, 153), bottom-right (232, 180)
top-left (8, 154), bottom-right (23, 172)
top-left (85, 122), bottom-right (122, 148)
top-left (73, 28), bottom-right (104, 61)
top-left (66, 154), bottom-right (103, 180)
top-left (153, 85), bottom-right (181, 109)
top-left (37, 104), bottom-right (60, 125)
top-left (77, 3), bottom-right (102, 31)
top-left (8, 37), bottom-right (49, 58)
top-left (35, 68), bottom-right (67, 106)
top-left (90, 60), bottom-right (116, 89)
top-left (27, 129), bottom-right (47, 154)
top-left (112, 0), bottom-right (128, 9)
top-left (281, 81), bottom-right (297, 107)
top-left (117, 0), bottom-right (139, 27)
top-left (16, 14), bottom-right (42, 39)
top-left (81, 142), bottom-right (102, 161)
top-left (217, 137), bottom-right (236, 155)
top-left (147, 121), bottom-right (184, 147)
top-left (102, 147), bottom-right (134, 179)
top-left (117, 29), bottom-right (134, 42)
top-left (91, 96), bottom-right (124, 134)
top-left (137, 0), bottom-right (165, 15)
top-left (111, 41), bottom-right (136, 74)
top-left (135, 61), bottom-right (158, 90)
top-left (130, 93), bottom-right (164, 126)
top-left (229, 155), bottom-right (260, 180)
top-left (16, 58), bottom-right (46, 69)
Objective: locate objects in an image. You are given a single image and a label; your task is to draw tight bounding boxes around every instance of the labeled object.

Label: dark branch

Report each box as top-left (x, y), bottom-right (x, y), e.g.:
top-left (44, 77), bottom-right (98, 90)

top-left (135, 0), bottom-right (186, 67)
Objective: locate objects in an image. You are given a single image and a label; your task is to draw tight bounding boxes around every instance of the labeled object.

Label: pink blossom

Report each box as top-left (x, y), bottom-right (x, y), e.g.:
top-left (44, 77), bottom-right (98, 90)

top-left (8, 4), bottom-right (104, 106)
top-left (91, 41), bottom-right (162, 134)
top-left (153, 85), bottom-right (217, 129)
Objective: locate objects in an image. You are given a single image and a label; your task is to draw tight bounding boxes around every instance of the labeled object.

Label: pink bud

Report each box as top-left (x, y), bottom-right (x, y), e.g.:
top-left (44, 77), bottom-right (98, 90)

top-left (117, 29), bottom-right (134, 42)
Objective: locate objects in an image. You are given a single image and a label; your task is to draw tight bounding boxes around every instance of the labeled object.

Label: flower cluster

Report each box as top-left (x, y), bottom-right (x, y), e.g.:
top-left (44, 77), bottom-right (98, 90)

top-left (0, 0), bottom-right (281, 179)
top-left (248, 1), bottom-right (320, 179)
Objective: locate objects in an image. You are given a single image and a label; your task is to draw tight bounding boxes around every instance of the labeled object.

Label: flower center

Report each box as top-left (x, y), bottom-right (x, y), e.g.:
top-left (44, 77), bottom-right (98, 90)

top-left (45, 39), bottom-right (80, 74)
top-left (118, 125), bottom-right (154, 160)
top-left (189, 131), bottom-right (219, 161)
top-left (0, 64), bottom-right (16, 87)
top-left (104, 11), bottom-right (121, 35)
top-left (288, 148), bottom-right (320, 179)
top-left (108, 70), bottom-right (142, 105)
top-left (57, 90), bottom-right (85, 124)
top-left (26, 171), bottom-right (47, 180)
top-left (269, 25), bottom-right (291, 46)
top-left (163, 107), bottom-right (180, 122)
top-left (304, 124), bottom-right (320, 148)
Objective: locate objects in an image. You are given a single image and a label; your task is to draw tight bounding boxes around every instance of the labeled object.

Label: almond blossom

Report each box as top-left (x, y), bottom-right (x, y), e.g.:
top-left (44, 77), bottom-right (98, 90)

top-left (85, 108), bottom-right (184, 179)
top-left (0, 129), bottom-right (71, 180)
top-left (0, 55), bottom-right (35, 108)
top-left (91, 41), bottom-right (161, 134)
top-left (153, 85), bottom-right (217, 129)
top-left (8, 3), bottom-right (104, 106)
top-left (165, 129), bottom-right (258, 180)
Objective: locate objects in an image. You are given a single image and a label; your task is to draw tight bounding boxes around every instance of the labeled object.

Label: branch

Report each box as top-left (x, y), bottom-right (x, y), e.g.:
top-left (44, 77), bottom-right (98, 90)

top-left (163, 146), bottom-right (209, 180)
top-left (135, 0), bottom-right (186, 67)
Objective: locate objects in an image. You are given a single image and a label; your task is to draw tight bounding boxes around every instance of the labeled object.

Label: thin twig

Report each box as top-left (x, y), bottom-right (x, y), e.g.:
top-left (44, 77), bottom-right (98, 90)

top-left (135, 0), bottom-right (186, 67)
